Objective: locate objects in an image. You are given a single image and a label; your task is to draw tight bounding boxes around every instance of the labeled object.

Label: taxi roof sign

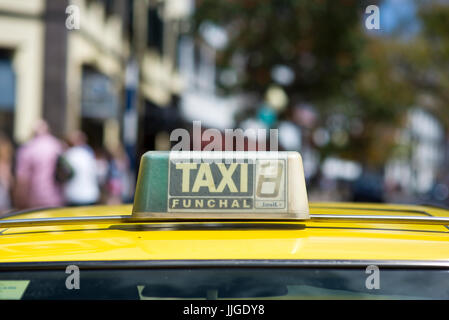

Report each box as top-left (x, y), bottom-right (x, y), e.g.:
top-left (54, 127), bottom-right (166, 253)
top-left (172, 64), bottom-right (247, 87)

top-left (132, 151), bottom-right (309, 220)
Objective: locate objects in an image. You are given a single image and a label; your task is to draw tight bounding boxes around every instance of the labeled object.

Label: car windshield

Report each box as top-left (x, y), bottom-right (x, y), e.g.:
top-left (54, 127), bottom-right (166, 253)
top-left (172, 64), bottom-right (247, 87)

top-left (1, 267), bottom-right (448, 300)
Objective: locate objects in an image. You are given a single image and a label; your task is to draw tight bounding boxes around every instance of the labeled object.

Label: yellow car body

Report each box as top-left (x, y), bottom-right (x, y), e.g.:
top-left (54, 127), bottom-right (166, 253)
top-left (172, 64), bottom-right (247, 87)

top-left (1, 201), bottom-right (449, 300)
top-left (1, 202), bottom-right (448, 263)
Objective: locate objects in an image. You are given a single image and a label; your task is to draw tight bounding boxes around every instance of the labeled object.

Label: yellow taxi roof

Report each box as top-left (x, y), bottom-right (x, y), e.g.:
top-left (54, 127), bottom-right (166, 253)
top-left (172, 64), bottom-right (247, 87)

top-left (0, 202), bottom-right (449, 264)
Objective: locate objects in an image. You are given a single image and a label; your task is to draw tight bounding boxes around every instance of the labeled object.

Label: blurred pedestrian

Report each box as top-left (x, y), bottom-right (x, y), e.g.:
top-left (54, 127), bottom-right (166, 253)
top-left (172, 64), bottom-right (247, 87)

top-left (14, 120), bottom-right (64, 209)
top-left (106, 145), bottom-right (133, 205)
top-left (63, 131), bottom-right (100, 206)
top-left (94, 147), bottom-right (111, 204)
top-left (0, 132), bottom-right (13, 214)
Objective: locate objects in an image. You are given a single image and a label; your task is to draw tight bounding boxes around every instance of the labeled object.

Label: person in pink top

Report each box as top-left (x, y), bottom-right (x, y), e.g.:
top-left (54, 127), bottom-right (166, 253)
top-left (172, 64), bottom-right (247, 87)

top-left (14, 120), bottom-right (65, 209)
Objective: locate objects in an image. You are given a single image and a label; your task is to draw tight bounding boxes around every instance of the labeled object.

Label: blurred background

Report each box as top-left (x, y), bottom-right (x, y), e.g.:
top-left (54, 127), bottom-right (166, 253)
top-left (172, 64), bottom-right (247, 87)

top-left (0, 0), bottom-right (448, 214)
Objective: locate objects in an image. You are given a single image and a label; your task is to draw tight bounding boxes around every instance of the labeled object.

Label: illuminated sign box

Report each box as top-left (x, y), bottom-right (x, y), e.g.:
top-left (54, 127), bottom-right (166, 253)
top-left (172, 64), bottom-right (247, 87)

top-left (132, 151), bottom-right (309, 220)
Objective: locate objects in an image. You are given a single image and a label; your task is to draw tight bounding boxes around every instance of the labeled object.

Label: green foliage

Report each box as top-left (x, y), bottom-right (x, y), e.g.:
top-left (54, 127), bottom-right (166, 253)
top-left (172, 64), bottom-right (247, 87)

top-left (194, 0), bottom-right (365, 101)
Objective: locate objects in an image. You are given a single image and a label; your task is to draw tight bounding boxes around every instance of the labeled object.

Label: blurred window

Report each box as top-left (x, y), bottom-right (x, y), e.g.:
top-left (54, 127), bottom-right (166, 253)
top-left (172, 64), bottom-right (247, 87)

top-left (0, 51), bottom-right (15, 111)
top-left (81, 66), bottom-right (118, 120)
top-left (147, 6), bottom-right (164, 54)
top-left (85, 0), bottom-right (97, 9)
top-left (103, 0), bottom-right (115, 19)
top-left (0, 50), bottom-right (15, 138)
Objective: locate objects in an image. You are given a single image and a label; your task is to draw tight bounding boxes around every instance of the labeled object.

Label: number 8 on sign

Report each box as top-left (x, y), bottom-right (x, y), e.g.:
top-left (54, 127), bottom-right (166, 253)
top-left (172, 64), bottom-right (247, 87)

top-left (255, 160), bottom-right (286, 209)
top-left (256, 161), bottom-right (284, 198)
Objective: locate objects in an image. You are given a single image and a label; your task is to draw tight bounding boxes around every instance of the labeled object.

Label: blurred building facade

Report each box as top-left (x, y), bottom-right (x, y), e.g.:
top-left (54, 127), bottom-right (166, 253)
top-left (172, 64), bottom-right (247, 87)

top-left (65, 0), bottom-right (128, 150)
top-left (132, 0), bottom-right (189, 157)
top-left (0, 0), bottom-right (130, 148)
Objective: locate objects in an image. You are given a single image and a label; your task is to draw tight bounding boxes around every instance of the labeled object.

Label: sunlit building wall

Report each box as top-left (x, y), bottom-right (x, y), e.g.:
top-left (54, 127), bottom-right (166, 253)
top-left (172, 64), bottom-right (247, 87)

top-left (0, 0), bottom-right (46, 143)
top-left (385, 108), bottom-right (445, 195)
top-left (409, 109), bottom-right (445, 193)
